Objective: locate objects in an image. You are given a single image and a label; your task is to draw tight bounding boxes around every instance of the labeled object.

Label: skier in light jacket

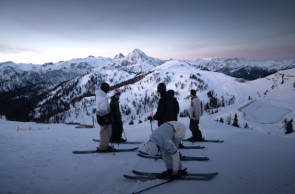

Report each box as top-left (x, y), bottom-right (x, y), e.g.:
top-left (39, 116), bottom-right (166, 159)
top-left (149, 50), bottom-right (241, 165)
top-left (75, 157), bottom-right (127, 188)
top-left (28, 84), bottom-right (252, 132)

top-left (144, 121), bottom-right (187, 178)
top-left (187, 89), bottom-right (204, 141)
top-left (96, 82), bottom-right (113, 152)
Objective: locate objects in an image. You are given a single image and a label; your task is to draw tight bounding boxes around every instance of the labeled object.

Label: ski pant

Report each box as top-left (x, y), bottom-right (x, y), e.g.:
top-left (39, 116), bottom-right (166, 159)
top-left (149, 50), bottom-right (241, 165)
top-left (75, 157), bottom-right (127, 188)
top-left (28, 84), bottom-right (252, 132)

top-left (189, 119), bottom-right (203, 139)
top-left (98, 124), bottom-right (112, 150)
top-left (111, 121), bottom-right (123, 140)
top-left (161, 138), bottom-right (182, 171)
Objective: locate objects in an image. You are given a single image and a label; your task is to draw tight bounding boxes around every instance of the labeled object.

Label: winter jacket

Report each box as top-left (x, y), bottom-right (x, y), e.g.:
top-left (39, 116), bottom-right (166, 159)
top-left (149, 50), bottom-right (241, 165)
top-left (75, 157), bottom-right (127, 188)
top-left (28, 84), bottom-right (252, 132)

top-left (96, 89), bottom-right (111, 126)
top-left (110, 96), bottom-right (122, 122)
top-left (172, 97), bottom-right (179, 121)
top-left (189, 96), bottom-right (202, 120)
top-left (96, 89), bottom-right (110, 116)
top-left (153, 92), bottom-right (179, 126)
top-left (150, 121), bottom-right (186, 171)
top-left (110, 96), bottom-right (123, 139)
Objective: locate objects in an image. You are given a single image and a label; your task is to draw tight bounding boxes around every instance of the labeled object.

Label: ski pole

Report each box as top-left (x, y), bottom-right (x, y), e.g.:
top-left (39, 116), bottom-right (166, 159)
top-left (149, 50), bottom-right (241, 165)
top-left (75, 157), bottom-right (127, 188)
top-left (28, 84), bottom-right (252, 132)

top-left (150, 108), bottom-right (154, 132)
top-left (132, 179), bottom-right (174, 194)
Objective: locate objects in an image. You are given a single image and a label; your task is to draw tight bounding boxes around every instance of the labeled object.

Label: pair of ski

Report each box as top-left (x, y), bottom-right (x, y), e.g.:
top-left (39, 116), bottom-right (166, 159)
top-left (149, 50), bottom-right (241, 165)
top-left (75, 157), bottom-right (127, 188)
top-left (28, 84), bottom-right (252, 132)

top-left (72, 147), bottom-right (138, 154)
top-left (72, 139), bottom-right (142, 154)
top-left (183, 139), bottom-right (224, 143)
top-left (124, 170), bottom-right (218, 181)
top-left (137, 150), bottom-right (209, 161)
top-left (92, 139), bottom-right (206, 149)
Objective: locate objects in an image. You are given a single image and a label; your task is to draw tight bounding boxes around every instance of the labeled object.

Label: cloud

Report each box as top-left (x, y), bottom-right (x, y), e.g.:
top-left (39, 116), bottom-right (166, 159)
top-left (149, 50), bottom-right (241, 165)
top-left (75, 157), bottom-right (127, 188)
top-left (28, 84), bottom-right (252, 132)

top-left (0, 44), bottom-right (40, 54)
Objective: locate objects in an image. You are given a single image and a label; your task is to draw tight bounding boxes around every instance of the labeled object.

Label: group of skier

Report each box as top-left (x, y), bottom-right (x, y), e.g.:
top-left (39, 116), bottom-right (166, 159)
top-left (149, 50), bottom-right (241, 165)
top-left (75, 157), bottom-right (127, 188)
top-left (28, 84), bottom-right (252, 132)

top-left (95, 81), bottom-right (204, 178)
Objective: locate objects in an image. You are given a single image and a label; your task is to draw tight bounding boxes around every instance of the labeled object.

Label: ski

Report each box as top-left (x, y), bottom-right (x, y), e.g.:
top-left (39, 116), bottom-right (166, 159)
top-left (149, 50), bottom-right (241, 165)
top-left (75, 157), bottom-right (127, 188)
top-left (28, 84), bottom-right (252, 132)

top-left (92, 138), bottom-right (144, 144)
top-left (183, 139), bottom-right (224, 143)
top-left (132, 170), bottom-right (218, 177)
top-left (123, 174), bottom-right (215, 181)
top-left (179, 145), bottom-right (205, 149)
top-left (72, 147), bottom-right (138, 154)
top-left (137, 152), bottom-right (209, 161)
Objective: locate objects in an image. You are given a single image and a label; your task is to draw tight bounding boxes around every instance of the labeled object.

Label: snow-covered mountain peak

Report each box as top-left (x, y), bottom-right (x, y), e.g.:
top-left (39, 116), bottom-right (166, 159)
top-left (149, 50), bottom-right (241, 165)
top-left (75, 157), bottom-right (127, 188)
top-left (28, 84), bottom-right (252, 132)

top-left (114, 53), bottom-right (125, 59)
top-left (129, 48), bottom-right (148, 58)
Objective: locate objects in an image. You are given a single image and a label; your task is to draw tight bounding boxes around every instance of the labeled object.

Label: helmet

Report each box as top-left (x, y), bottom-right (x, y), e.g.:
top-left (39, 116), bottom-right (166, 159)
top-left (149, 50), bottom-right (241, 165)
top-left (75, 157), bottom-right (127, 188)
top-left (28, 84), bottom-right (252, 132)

top-left (157, 83), bottom-right (166, 94)
top-left (100, 82), bottom-right (110, 93)
top-left (144, 140), bottom-right (158, 156)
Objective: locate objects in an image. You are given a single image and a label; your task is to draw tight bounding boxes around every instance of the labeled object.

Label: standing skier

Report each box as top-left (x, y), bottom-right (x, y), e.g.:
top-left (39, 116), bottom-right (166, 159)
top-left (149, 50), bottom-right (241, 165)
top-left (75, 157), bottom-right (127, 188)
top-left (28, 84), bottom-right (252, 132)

top-left (187, 89), bottom-right (204, 141)
top-left (96, 82), bottom-right (113, 152)
top-left (110, 89), bottom-right (126, 143)
top-left (167, 89), bottom-right (179, 121)
top-left (144, 121), bottom-right (187, 178)
top-left (150, 83), bottom-right (178, 126)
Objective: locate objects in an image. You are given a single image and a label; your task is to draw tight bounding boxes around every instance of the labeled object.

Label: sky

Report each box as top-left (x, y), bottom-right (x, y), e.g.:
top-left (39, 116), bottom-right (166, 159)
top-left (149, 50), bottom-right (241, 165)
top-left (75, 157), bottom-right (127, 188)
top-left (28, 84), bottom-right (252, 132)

top-left (0, 0), bottom-right (294, 64)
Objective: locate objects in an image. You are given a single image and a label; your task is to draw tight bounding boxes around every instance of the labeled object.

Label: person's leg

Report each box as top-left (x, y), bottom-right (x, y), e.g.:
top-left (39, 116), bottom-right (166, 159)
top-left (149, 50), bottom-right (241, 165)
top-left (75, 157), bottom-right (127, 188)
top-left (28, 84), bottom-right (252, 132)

top-left (189, 119), bottom-right (199, 138)
top-left (107, 124), bottom-right (112, 143)
top-left (99, 124), bottom-right (111, 150)
top-left (195, 120), bottom-right (204, 140)
top-left (111, 123), bottom-right (118, 140)
top-left (118, 121), bottom-right (123, 139)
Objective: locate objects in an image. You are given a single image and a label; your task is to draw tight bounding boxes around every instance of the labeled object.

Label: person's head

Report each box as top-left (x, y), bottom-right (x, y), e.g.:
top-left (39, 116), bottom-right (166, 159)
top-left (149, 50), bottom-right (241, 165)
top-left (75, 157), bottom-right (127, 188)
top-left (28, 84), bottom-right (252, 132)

top-left (157, 83), bottom-right (166, 95)
top-left (113, 88), bottom-right (121, 97)
top-left (167, 89), bottom-right (175, 97)
top-left (100, 82), bottom-right (110, 93)
top-left (144, 140), bottom-right (159, 156)
top-left (190, 89), bottom-right (196, 96)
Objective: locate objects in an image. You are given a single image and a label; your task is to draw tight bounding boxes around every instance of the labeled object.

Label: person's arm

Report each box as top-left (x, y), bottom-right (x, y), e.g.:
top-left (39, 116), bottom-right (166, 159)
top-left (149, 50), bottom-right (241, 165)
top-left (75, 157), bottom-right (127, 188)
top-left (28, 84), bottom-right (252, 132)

top-left (153, 98), bottom-right (165, 120)
top-left (175, 99), bottom-right (179, 115)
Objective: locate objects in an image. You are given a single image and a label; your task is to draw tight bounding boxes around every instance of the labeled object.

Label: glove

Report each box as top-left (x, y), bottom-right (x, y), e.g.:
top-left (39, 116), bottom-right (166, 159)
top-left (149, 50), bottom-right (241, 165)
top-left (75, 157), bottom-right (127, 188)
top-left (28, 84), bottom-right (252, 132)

top-left (147, 116), bottom-right (153, 121)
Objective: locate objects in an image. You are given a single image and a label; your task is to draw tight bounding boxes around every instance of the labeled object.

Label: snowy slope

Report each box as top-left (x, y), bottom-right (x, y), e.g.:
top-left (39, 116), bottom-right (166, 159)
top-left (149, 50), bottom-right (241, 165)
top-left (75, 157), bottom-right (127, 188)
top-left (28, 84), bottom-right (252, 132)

top-left (0, 116), bottom-right (294, 194)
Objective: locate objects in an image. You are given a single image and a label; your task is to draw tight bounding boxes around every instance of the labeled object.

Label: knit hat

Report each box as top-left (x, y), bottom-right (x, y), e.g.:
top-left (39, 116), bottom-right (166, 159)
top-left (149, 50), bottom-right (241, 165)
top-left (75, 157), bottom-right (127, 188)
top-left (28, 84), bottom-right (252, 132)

top-left (100, 82), bottom-right (110, 93)
top-left (114, 88), bottom-right (121, 95)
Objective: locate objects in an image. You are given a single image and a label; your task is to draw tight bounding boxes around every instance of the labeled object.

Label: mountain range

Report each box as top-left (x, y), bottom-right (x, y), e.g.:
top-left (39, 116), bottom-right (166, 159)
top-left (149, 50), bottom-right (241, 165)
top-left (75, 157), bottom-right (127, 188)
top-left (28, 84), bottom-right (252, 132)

top-left (0, 49), bottom-right (294, 123)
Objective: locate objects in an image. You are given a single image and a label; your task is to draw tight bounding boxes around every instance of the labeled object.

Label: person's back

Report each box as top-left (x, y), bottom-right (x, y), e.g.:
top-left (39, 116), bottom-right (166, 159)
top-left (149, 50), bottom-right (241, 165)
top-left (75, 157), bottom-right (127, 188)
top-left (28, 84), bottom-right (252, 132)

top-left (110, 89), bottom-right (125, 142)
top-left (153, 83), bottom-right (179, 126)
top-left (167, 90), bottom-right (179, 121)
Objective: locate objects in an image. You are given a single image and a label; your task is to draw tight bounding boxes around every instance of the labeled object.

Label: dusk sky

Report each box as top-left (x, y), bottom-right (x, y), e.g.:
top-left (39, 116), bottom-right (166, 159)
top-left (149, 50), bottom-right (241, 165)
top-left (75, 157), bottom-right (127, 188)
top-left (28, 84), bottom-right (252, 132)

top-left (0, 0), bottom-right (294, 64)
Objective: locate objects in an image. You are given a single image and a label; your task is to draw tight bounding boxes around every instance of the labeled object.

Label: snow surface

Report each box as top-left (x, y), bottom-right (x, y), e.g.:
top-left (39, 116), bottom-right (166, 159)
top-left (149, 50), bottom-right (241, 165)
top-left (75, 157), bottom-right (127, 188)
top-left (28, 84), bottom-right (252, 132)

top-left (0, 116), bottom-right (295, 194)
top-left (1, 62), bottom-right (295, 194)
top-left (240, 100), bottom-right (291, 124)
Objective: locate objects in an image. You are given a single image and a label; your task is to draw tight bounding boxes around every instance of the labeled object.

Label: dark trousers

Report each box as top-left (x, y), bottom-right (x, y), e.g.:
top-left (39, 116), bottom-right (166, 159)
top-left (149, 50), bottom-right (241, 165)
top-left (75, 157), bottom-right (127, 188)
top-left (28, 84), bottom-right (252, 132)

top-left (111, 121), bottom-right (123, 140)
top-left (189, 119), bottom-right (203, 139)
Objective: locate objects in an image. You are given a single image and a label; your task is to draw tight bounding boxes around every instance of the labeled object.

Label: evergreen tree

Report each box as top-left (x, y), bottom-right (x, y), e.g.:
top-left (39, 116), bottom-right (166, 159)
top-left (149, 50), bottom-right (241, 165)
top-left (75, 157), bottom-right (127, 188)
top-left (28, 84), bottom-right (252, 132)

top-left (244, 123), bottom-right (249, 128)
top-left (284, 119), bottom-right (294, 134)
top-left (232, 113), bottom-right (239, 127)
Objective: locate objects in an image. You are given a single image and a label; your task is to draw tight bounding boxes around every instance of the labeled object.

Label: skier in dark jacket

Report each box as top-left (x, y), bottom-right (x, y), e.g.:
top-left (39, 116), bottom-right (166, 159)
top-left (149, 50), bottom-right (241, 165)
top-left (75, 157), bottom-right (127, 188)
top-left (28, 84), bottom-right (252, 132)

top-left (150, 83), bottom-right (179, 126)
top-left (110, 89), bottom-right (126, 143)
top-left (167, 89), bottom-right (179, 121)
